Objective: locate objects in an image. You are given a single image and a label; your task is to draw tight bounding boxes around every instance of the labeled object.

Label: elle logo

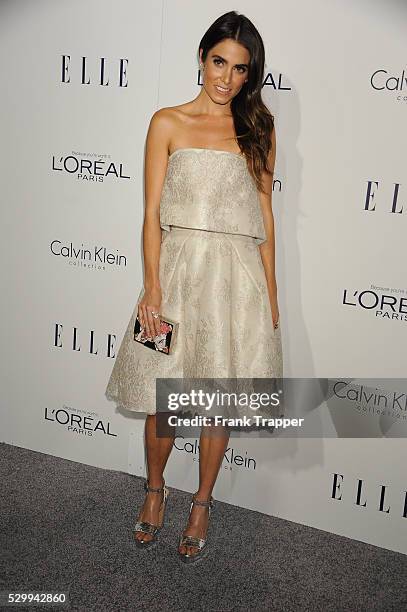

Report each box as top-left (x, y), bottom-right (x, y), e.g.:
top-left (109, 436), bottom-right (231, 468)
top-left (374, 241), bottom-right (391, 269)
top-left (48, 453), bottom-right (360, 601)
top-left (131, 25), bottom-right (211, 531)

top-left (364, 181), bottom-right (403, 213)
top-left (331, 473), bottom-right (407, 518)
top-left (54, 323), bottom-right (117, 358)
top-left (61, 55), bottom-right (129, 87)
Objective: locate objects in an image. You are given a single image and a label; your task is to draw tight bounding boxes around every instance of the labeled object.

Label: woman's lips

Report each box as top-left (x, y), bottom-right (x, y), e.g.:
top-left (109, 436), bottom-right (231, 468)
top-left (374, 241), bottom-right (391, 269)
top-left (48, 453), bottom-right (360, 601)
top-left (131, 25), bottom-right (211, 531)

top-left (214, 85), bottom-right (232, 96)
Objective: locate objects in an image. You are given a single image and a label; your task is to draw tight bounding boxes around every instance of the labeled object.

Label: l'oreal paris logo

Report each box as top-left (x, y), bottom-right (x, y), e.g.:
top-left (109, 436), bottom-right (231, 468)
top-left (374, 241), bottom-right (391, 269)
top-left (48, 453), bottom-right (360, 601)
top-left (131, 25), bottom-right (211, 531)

top-left (52, 154), bottom-right (130, 182)
top-left (44, 406), bottom-right (118, 437)
top-left (342, 288), bottom-right (407, 322)
top-left (197, 69), bottom-right (291, 91)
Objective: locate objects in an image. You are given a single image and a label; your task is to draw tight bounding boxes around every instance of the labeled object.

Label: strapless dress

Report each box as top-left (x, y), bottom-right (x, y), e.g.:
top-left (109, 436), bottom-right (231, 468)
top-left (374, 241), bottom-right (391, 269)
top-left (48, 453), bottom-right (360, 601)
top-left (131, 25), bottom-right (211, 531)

top-left (105, 148), bottom-right (283, 416)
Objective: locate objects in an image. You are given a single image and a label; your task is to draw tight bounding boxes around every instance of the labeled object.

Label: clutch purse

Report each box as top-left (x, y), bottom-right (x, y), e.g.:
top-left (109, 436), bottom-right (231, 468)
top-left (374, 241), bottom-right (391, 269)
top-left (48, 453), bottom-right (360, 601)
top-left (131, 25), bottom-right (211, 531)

top-left (133, 313), bottom-right (179, 355)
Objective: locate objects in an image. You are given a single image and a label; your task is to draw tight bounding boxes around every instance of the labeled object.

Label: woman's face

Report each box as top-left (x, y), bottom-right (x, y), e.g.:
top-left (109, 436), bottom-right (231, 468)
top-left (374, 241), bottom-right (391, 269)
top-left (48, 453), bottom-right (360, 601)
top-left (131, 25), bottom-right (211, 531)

top-left (200, 38), bottom-right (250, 105)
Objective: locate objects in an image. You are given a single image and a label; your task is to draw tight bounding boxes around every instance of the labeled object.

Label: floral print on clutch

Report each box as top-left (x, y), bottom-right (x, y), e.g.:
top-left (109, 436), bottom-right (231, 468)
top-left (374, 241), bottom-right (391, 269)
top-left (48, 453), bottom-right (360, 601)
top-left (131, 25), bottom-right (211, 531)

top-left (133, 314), bottom-right (179, 355)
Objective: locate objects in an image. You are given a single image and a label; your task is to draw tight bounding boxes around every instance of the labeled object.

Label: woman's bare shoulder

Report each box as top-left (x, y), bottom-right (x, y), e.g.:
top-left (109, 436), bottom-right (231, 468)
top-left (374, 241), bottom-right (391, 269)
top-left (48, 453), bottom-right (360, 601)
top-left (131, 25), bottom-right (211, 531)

top-left (151, 102), bottom-right (195, 123)
top-left (148, 104), bottom-right (195, 149)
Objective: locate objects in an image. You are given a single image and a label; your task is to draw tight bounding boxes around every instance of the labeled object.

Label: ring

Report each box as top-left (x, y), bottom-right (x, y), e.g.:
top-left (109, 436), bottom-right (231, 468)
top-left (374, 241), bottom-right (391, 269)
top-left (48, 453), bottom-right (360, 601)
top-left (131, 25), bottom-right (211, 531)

top-left (151, 311), bottom-right (159, 319)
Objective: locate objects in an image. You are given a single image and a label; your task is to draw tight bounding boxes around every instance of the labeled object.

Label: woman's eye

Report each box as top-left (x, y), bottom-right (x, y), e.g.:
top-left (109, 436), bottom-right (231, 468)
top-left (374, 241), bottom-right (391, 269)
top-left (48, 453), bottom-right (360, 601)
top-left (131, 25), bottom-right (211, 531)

top-left (212, 58), bottom-right (246, 73)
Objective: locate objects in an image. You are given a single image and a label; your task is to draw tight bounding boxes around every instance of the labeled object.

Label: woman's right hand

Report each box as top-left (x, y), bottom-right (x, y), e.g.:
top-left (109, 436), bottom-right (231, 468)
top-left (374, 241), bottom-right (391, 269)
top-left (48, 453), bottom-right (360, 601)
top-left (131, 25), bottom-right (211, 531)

top-left (138, 286), bottom-right (162, 339)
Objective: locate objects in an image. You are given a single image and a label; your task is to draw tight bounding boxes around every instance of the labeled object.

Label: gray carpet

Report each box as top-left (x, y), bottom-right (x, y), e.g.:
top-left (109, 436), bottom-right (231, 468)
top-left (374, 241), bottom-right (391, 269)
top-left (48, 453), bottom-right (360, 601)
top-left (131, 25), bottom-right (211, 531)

top-left (1, 442), bottom-right (406, 612)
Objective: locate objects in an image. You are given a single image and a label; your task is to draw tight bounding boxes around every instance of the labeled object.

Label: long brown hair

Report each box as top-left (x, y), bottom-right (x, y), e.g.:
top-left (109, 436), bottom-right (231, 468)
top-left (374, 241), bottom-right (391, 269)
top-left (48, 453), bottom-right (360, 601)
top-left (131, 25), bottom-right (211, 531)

top-left (199, 10), bottom-right (274, 193)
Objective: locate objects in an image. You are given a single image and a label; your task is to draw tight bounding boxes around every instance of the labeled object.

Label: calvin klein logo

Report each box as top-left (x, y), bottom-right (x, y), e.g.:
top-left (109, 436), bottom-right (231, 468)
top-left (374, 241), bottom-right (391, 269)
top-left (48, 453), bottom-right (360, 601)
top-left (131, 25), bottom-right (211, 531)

top-left (52, 153), bottom-right (130, 182)
top-left (61, 55), bottom-right (128, 86)
top-left (331, 473), bottom-right (407, 518)
top-left (173, 437), bottom-right (256, 470)
top-left (364, 180), bottom-right (403, 213)
top-left (333, 380), bottom-right (407, 413)
top-left (370, 68), bottom-right (407, 93)
top-left (342, 287), bottom-right (407, 322)
top-left (50, 240), bottom-right (127, 269)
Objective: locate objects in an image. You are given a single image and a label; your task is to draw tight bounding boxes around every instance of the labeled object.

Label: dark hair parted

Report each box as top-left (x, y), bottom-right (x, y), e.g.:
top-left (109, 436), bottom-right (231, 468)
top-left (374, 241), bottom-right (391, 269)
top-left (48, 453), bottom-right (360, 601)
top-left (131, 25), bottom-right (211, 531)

top-left (199, 10), bottom-right (274, 193)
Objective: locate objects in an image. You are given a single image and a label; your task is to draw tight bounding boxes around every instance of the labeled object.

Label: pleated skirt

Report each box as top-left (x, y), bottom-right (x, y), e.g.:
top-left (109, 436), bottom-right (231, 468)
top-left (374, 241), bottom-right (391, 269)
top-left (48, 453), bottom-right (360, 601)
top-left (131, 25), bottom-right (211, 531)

top-left (104, 226), bottom-right (283, 415)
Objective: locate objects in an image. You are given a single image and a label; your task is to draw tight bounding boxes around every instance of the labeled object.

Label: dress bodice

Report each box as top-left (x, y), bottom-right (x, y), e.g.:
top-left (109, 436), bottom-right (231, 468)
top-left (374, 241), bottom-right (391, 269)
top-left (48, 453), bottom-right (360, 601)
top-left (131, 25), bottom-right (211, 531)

top-left (159, 148), bottom-right (267, 245)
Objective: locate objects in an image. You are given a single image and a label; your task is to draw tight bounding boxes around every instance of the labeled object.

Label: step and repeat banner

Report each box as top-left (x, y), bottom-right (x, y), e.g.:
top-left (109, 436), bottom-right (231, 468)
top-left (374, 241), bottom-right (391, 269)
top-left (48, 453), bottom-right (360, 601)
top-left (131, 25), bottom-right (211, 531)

top-left (1, 0), bottom-right (406, 555)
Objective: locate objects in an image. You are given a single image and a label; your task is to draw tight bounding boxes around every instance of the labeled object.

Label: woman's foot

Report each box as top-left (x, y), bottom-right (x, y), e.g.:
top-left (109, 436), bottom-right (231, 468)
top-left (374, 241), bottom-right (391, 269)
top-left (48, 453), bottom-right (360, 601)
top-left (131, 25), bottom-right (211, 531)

top-left (133, 479), bottom-right (166, 545)
top-left (178, 494), bottom-right (213, 559)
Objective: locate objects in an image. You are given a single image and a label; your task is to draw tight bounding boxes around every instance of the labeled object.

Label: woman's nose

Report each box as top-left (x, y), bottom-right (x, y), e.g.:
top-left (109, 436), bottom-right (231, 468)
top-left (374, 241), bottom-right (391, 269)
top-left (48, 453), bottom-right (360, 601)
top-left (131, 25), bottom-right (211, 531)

top-left (221, 68), bottom-right (232, 84)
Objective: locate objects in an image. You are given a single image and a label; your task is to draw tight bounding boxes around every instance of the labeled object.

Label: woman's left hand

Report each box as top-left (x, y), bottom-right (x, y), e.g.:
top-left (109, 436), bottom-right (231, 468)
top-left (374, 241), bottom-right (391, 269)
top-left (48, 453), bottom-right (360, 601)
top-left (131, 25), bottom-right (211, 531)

top-left (269, 292), bottom-right (280, 330)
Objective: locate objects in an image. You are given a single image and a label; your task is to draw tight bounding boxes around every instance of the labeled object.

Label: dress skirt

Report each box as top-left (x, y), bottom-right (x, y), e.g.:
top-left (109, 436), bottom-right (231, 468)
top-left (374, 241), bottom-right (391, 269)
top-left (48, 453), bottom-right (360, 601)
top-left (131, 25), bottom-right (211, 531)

top-left (105, 226), bottom-right (283, 416)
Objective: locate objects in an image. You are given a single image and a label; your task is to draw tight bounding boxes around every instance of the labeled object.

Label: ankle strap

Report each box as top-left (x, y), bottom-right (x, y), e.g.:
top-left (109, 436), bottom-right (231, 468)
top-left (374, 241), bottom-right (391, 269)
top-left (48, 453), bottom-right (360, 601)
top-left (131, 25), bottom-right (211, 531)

top-left (192, 493), bottom-right (214, 508)
top-left (144, 479), bottom-right (165, 494)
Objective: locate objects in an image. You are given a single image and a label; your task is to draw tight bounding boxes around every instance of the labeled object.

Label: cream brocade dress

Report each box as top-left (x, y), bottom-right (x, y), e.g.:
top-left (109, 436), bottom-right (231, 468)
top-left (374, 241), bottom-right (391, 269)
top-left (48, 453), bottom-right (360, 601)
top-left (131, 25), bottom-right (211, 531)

top-left (105, 147), bottom-right (283, 415)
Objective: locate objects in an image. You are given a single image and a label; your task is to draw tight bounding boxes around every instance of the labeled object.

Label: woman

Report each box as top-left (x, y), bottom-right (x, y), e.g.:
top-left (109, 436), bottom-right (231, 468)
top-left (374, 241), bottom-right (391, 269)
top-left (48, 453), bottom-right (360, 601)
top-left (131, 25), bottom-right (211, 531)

top-left (105, 10), bottom-right (283, 563)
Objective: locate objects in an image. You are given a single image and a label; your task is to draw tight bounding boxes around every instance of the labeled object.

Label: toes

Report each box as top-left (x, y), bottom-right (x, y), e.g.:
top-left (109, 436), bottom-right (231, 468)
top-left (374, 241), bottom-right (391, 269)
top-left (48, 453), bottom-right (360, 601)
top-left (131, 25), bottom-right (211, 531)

top-left (135, 531), bottom-right (152, 543)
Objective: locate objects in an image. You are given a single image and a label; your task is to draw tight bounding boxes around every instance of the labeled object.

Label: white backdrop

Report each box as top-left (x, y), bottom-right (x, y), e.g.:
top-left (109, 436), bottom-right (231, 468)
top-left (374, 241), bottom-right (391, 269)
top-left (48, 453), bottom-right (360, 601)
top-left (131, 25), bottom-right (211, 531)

top-left (1, 0), bottom-right (406, 555)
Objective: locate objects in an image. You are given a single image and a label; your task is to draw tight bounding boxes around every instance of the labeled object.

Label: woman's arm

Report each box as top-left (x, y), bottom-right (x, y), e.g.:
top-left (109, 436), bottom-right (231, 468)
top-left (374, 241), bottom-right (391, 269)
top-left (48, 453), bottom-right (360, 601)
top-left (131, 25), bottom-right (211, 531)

top-left (258, 124), bottom-right (280, 328)
top-left (138, 108), bottom-right (172, 339)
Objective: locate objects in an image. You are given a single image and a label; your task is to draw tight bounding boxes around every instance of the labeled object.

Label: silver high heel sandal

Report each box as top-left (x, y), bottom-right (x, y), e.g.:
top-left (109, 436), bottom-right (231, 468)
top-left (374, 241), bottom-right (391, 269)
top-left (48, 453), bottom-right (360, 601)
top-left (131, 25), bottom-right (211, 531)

top-left (133, 479), bottom-right (169, 549)
top-left (178, 493), bottom-right (215, 564)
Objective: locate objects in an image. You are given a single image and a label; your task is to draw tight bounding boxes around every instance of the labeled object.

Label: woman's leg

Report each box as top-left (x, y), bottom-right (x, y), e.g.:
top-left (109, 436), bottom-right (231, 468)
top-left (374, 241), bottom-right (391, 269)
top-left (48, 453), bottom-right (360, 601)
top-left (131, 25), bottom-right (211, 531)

top-left (178, 423), bottom-right (230, 556)
top-left (134, 413), bottom-right (175, 543)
